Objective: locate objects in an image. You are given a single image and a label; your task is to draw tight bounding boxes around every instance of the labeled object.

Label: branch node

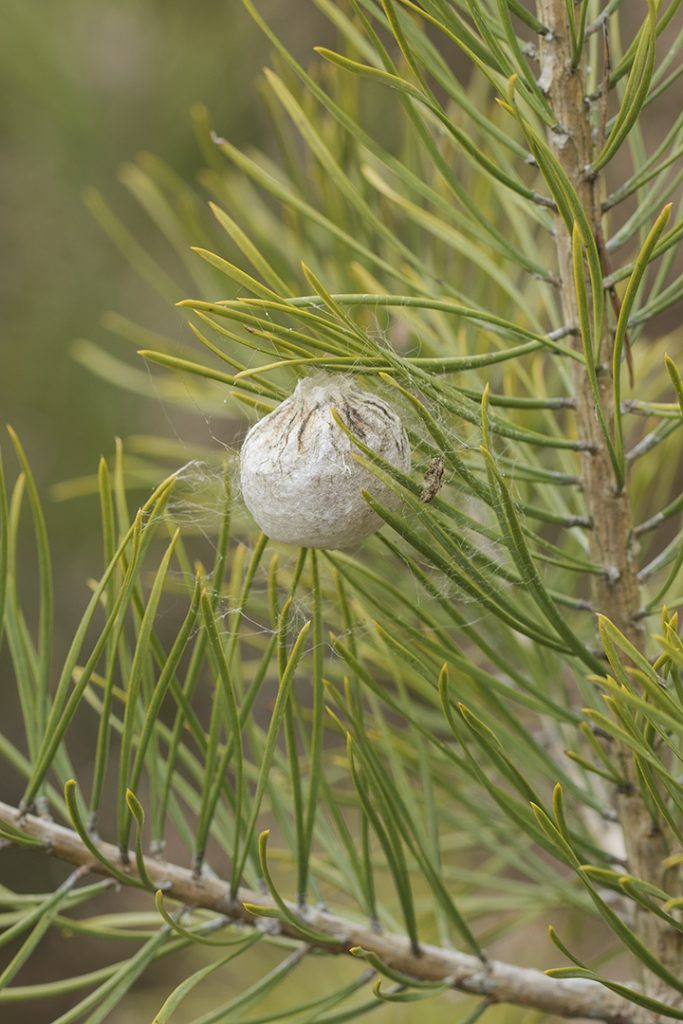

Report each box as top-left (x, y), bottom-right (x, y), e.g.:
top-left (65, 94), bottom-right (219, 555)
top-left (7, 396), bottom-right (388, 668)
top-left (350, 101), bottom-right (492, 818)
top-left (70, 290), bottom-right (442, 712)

top-left (257, 916), bottom-right (282, 937)
top-left (550, 126), bottom-right (570, 148)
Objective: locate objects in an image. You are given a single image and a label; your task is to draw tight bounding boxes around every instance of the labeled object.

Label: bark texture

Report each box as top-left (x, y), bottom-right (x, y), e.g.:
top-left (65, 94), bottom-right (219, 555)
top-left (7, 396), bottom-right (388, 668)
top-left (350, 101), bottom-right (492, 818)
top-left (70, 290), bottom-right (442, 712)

top-left (0, 800), bottom-right (649, 1023)
top-left (536, 0), bottom-right (682, 1004)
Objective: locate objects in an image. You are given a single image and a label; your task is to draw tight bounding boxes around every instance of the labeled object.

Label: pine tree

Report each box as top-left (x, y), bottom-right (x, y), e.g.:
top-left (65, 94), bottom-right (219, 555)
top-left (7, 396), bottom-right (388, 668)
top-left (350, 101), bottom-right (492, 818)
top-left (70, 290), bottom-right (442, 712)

top-left (1, 1), bottom-right (683, 1020)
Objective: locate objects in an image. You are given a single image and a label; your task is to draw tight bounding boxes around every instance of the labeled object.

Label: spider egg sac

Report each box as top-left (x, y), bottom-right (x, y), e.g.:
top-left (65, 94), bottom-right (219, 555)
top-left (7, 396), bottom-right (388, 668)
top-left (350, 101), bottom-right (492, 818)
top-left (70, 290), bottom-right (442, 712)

top-left (239, 376), bottom-right (411, 550)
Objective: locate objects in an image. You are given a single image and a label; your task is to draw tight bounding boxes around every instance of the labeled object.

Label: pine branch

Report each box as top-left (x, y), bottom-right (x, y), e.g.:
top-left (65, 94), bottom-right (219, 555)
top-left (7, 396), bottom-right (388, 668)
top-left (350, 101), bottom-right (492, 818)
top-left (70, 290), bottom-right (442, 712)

top-left (536, 0), bottom-right (683, 1004)
top-left (0, 799), bottom-right (649, 1024)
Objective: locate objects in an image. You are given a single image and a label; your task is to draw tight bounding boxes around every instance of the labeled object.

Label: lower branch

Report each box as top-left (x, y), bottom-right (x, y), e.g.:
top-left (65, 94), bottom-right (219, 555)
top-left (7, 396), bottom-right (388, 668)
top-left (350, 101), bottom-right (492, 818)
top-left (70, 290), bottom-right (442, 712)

top-left (0, 800), bottom-right (648, 1024)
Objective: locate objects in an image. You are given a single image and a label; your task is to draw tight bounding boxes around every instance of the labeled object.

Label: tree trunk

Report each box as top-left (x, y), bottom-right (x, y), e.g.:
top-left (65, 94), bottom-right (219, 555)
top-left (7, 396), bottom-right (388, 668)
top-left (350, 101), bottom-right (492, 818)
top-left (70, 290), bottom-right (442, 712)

top-left (535, 0), bottom-right (682, 1004)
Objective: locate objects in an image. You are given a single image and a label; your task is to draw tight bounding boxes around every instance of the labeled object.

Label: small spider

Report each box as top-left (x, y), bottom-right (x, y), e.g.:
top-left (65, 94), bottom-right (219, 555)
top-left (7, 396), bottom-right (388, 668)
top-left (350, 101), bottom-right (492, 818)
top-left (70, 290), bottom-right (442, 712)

top-left (420, 457), bottom-right (445, 503)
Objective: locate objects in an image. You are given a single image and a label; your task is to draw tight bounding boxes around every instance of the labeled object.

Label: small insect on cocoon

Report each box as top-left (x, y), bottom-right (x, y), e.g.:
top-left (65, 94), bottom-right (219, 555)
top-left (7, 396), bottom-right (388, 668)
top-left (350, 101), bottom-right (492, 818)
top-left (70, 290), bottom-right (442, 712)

top-left (239, 375), bottom-right (411, 550)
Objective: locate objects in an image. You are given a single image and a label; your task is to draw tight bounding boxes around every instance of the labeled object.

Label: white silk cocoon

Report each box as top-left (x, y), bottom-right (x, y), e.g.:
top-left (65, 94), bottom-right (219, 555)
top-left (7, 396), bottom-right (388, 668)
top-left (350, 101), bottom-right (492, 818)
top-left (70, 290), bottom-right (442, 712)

top-left (239, 376), bottom-right (411, 549)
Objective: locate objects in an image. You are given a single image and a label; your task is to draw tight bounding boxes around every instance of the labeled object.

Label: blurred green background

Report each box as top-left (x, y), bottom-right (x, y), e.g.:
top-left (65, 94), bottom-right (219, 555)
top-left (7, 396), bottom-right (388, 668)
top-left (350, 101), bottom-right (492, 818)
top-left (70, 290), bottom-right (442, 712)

top-left (0, 0), bottom-right (327, 594)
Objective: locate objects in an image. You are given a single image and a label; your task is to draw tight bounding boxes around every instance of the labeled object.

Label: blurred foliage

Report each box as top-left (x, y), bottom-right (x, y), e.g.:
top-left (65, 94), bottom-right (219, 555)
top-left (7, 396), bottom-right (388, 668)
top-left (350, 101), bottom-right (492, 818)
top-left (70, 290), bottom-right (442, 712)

top-left (0, 0), bottom-right (325, 563)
